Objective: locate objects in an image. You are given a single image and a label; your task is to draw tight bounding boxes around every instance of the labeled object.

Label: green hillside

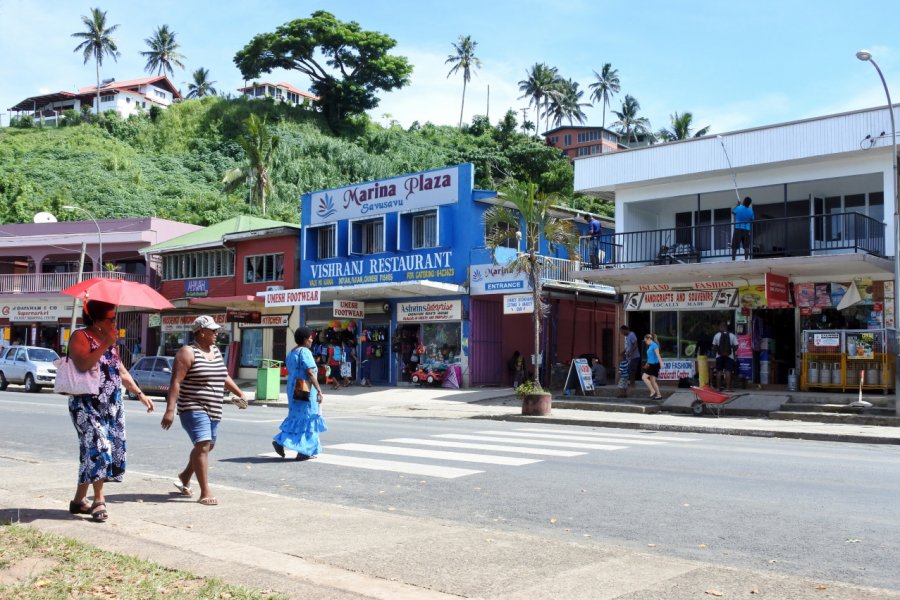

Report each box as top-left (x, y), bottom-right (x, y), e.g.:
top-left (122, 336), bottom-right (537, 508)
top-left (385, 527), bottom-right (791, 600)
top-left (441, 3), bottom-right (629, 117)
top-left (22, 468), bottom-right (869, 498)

top-left (0, 96), bottom-right (610, 225)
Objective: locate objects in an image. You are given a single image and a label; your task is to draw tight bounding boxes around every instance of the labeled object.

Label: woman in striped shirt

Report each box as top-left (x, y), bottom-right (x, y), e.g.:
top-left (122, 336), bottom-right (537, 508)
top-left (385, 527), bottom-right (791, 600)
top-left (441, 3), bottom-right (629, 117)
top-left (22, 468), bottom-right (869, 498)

top-left (161, 315), bottom-right (246, 506)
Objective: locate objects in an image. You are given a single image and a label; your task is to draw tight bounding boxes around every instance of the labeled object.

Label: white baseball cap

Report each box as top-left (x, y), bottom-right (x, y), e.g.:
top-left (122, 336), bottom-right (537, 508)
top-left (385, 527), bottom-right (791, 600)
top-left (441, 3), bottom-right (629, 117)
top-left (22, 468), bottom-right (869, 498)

top-left (191, 315), bottom-right (221, 332)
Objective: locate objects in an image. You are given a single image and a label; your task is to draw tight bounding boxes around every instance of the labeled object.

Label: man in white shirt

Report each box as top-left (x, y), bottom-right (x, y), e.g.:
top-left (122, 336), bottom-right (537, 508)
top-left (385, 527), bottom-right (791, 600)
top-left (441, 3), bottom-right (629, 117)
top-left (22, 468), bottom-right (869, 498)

top-left (712, 322), bottom-right (738, 391)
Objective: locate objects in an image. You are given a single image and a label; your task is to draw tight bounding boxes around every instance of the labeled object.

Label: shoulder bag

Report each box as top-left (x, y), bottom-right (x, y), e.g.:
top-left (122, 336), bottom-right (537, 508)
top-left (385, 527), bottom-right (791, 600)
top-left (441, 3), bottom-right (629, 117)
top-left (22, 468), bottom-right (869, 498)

top-left (53, 332), bottom-right (101, 396)
top-left (292, 348), bottom-right (311, 401)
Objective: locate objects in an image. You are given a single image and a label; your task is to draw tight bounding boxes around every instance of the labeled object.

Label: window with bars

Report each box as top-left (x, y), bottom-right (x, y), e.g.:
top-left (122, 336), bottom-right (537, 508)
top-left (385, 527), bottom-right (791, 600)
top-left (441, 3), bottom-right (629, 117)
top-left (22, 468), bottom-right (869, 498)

top-left (412, 211), bottom-right (438, 249)
top-left (314, 224), bottom-right (337, 259)
top-left (244, 253), bottom-right (284, 283)
top-left (351, 218), bottom-right (385, 255)
top-left (162, 250), bottom-right (234, 280)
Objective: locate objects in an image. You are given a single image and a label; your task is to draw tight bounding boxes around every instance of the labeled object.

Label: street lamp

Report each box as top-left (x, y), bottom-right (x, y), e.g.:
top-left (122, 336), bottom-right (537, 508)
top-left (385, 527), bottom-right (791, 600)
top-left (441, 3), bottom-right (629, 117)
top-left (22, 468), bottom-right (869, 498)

top-left (63, 205), bottom-right (103, 274)
top-left (856, 49), bottom-right (899, 416)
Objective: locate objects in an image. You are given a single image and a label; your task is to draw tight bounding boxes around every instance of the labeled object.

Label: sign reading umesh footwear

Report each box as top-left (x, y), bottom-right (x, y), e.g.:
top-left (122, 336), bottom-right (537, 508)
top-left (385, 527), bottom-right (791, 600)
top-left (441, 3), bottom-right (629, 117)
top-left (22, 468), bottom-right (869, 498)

top-left (333, 300), bottom-right (364, 318)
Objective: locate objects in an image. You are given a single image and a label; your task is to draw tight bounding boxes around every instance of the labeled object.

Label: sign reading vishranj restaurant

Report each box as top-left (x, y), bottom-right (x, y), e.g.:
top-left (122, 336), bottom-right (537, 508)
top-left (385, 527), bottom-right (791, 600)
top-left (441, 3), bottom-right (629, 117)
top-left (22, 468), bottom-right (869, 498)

top-left (301, 163), bottom-right (497, 387)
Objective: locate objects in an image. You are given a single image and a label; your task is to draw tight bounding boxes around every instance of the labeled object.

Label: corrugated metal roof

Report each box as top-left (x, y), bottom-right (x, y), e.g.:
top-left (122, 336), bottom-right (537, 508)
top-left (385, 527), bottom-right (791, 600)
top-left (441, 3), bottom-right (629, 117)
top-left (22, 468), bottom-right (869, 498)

top-left (141, 215), bottom-right (299, 254)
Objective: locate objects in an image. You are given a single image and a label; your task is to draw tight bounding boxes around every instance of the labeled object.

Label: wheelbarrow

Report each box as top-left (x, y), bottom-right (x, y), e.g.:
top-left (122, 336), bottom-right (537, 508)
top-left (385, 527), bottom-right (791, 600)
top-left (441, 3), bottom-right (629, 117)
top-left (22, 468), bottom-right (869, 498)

top-left (689, 385), bottom-right (746, 417)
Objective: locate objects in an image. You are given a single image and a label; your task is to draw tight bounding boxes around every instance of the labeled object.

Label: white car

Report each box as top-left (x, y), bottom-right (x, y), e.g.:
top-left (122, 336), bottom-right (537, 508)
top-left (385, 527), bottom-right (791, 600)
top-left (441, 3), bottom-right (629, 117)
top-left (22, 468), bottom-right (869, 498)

top-left (0, 345), bottom-right (60, 393)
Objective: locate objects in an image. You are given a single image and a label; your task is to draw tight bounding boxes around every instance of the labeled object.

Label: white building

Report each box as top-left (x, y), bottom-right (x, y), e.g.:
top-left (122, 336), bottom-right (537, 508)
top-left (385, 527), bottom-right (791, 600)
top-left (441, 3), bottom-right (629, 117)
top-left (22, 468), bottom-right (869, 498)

top-left (574, 105), bottom-right (898, 393)
top-left (237, 81), bottom-right (317, 107)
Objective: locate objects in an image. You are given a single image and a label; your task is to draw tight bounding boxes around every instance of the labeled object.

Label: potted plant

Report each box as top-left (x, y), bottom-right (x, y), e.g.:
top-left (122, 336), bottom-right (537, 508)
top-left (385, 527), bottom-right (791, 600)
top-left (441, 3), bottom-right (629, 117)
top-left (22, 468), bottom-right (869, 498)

top-left (516, 379), bottom-right (552, 416)
top-left (484, 182), bottom-right (581, 416)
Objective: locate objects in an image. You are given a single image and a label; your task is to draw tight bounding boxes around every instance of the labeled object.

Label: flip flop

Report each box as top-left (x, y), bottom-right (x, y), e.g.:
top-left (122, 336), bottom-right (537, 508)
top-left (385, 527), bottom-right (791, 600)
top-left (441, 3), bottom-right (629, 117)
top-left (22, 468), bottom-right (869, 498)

top-left (173, 480), bottom-right (193, 497)
top-left (198, 497), bottom-right (218, 506)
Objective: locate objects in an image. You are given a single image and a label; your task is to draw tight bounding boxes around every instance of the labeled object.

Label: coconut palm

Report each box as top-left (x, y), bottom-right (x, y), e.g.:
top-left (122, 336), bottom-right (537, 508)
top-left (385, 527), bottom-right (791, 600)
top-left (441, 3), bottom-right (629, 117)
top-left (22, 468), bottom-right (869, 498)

top-left (186, 67), bottom-right (217, 99)
top-left (71, 7), bottom-right (120, 116)
top-left (140, 24), bottom-right (186, 77)
top-left (547, 78), bottom-right (590, 127)
top-left (588, 63), bottom-right (620, 128)
top-left (222, 114), bottom-right (279, 215)
top-left (483, 182), bottom-right (580, 387)
top-left (518, 63), bottom-right (559, 138)
top-left (445, 35), bottom-right (482, 129)
top-left (611, 94), bottom-right (652, 143)
top-left (656, 111), bottom-right (711, 141)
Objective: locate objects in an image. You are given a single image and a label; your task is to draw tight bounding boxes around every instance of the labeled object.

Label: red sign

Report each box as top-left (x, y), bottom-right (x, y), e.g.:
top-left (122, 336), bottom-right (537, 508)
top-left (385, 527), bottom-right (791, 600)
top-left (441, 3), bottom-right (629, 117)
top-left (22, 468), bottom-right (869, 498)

top-left (765, 273), bottom-right (791, 308)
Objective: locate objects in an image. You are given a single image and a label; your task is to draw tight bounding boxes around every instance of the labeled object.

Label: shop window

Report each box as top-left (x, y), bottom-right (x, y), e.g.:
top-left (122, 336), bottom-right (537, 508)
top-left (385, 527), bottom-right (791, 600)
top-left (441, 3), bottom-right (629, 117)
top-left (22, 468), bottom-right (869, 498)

top-left (240, 328), bottom-right (263, 368)
top-left (162, 250), bottom-right (234, 280)
top-left (307, 224), bottom-right (337, 260)
top-left (413, 210), bottom-right (438, 249)
top-left (484, 220), bottom-right (518, 250)
top-left (244, 253), bottom-right (284, 283)
top-left (350, 217), bottom-right (385, 255)
top-left (652, 312), bottom-right (678, 358)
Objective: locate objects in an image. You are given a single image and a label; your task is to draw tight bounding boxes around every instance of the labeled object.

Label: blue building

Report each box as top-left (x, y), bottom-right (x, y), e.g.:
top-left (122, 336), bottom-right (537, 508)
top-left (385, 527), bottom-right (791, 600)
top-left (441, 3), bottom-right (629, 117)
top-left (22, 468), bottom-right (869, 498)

top-left (300, 163), bottom-right (617, 387)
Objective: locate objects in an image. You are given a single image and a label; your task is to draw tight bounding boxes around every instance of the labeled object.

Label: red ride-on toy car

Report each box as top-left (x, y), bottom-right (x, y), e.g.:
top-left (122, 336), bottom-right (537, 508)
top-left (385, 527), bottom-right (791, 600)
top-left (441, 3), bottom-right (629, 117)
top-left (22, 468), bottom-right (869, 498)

top-left (411, 366), bottom-right (446, 385)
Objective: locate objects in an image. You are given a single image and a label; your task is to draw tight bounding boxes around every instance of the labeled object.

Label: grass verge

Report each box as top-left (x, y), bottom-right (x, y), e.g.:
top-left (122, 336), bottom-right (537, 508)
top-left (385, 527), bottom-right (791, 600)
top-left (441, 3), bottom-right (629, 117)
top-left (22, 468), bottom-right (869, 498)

top-left (0, 523), bottom-right (287, 599)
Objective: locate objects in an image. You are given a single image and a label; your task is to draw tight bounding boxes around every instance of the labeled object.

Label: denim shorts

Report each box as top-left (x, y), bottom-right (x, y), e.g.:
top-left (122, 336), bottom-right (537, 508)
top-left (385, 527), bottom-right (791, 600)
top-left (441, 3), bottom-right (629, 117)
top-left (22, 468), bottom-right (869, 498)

top-left (179, 411), bottom-right (219, 445)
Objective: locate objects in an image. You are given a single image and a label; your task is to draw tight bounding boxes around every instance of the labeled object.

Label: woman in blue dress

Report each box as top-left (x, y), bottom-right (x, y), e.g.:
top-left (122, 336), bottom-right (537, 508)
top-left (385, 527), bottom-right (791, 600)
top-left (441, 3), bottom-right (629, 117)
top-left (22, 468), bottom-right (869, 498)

top-left (68, 300), bottom-right (155, 522)
top-left (272, 327), bottom-right (327, 460)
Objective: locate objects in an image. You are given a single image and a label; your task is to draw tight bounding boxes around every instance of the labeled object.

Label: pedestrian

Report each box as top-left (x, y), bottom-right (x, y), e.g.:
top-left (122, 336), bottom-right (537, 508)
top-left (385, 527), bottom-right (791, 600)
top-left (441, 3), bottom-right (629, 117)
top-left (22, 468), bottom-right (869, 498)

top-left (327, 341), bottom-right (343, 389)
top-left (641, 333), bottom-right (662, 400)
top-left (583, 213), bottom-right (603, 269)
top-left (731, 196), bottom-right (754, 260)
top-left (591, 357), bottom-right (607, 386)
top-left (712, 321), bottom-right (738, 391)
top-left (616, 352), bottom-right (630, 398)
top-left (508, 350), bottom-right (527, 388)
top-left (161, 315), bottom-right (247, 506)
top-left (67, 300), bottom-right (154, 522)
top-left (272, 327), bottom-right (327, 461)
top-left (620, 325), bottom-right (641, 388)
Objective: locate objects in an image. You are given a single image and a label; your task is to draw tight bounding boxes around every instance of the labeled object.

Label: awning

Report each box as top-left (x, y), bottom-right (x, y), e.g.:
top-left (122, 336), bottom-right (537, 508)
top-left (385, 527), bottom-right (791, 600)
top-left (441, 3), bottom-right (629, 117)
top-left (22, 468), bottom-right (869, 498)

top-left (314, 280), bottom-right (467, 302)
top-left (574, 253), bottom-right (894, 292)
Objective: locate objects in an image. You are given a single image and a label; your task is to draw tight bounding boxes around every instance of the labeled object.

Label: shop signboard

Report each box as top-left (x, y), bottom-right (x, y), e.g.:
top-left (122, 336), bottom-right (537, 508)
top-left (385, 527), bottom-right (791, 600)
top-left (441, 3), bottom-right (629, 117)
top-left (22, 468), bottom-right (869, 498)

top-left (333, 300), bottom-right (364, 318)
top-left (765, 273), bottom-right (790, 307)
top-left (260, 288), bottom-right (320, 307)
top-left (226, 309), bottom-right (261, 323)
top-left (470, 263), bottom-right (530, 295)
top-left (625, 289), bottom-right (738, 311)
top-left (307, 164), bottom-right (467, 225)
top-left (397, 300), bottom-right (462, 322)
top-left (738, 285), bottom-right (767, 309)
top-left (184, 279), bottom-right (209, 298)
top-left (161, 313), bottom-right (226, 333)
top-left (0, 302), bottom-right (69, 322)
top-left (503, 294), bottom-right (534, 314)
top-left (238, 315), bottom-right (290, 328)
top-left (148, 313), bottom-right (161, 328)
top-left (307, 249), bottom-right (456, 288)
top-left (658, 360), bottom-right (694, 381)
top-left (812, 332), bottom-right (841, 348)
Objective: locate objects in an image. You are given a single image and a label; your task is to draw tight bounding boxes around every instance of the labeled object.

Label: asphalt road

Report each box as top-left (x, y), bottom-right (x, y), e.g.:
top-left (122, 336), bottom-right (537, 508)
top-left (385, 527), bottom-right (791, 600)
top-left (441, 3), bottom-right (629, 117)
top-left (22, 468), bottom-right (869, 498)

top-left (2, 389), bottom-right (900, 591)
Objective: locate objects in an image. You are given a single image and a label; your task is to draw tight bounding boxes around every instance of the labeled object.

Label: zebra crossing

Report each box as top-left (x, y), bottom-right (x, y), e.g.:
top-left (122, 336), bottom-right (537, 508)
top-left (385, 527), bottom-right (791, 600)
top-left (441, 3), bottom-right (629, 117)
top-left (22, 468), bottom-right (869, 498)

top-left (259, 428), bottom-right (699, 479)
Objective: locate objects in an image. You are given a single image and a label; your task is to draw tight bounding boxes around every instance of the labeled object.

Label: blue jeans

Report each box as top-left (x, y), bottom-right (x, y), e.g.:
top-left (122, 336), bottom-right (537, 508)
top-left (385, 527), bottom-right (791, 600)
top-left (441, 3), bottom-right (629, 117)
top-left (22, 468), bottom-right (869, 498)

top-left (180, 411), bottom-right (219, 445)
top-left (588, 238), bottom-right (601, 268)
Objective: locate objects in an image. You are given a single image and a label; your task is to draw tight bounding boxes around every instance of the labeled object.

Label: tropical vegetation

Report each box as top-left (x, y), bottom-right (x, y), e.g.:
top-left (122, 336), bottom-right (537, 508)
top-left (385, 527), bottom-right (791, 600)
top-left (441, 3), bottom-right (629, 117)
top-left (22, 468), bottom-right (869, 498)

top-left (446, 35), bottom-right (482, 129)
top-left (71, 7), bottom-right (120, 116)
top-left (140, 24), bottom-right (186, 77)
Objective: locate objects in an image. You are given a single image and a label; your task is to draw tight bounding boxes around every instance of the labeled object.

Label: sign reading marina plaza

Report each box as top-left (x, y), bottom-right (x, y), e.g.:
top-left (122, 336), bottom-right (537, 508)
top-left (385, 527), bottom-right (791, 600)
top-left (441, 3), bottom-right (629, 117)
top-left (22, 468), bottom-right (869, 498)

top-left (308, 165), bottom-right (464, 225)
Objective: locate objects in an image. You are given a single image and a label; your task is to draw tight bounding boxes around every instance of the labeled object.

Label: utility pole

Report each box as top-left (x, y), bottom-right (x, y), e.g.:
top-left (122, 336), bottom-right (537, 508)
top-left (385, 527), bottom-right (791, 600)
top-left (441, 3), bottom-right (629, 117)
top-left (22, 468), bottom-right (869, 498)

top-left (66, 242), bottom-right (87, 350)
top-left (519, 107), bottom-right (529, 134)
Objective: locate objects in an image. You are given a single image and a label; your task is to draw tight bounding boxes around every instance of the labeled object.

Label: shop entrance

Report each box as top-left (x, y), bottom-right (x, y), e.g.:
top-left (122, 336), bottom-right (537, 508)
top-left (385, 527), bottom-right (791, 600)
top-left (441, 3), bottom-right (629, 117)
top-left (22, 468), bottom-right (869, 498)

top-left (755, 308), bottom-right (796, 384)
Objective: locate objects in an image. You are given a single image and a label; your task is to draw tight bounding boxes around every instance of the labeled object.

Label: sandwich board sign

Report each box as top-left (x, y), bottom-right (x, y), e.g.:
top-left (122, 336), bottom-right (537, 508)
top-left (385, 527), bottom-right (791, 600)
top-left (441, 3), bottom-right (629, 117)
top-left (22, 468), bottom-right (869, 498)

top-left (563, 358), bottom-right (594, 394)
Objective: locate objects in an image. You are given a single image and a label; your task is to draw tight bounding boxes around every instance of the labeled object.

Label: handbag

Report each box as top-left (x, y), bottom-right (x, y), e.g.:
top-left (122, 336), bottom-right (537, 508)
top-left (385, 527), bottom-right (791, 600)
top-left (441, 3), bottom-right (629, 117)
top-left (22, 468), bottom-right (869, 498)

top-left (53, 354), bottom-right (100, 396)
top-left (293, 377), bottom-right (311, 401)
top-left (340, 362), bottom-right (352, 378)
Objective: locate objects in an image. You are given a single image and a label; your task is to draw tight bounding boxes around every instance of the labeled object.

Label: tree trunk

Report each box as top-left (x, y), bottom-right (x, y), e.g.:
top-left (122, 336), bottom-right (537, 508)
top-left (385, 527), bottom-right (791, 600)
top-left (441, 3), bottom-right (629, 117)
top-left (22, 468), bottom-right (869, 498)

top-left (458, 79), bottom-right (466, 129)
top-left (531, 255), bottom-right (541, 384)
top-left (95, 58), bottom-right (100, 116)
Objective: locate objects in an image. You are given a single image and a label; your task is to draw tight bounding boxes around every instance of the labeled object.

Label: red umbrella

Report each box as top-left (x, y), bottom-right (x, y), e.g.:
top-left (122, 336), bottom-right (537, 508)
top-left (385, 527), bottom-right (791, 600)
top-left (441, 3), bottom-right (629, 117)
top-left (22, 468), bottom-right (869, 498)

top-left (61, 278), bottom-right (174, 310)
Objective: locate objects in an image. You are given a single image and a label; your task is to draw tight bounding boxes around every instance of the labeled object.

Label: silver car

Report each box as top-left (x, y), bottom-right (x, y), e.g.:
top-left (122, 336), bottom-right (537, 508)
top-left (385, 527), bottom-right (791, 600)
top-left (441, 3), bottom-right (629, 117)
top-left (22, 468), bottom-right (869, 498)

top-left (0, 345), bottom-right (60, 393)
top-left (128, 356), bottom-right (175, 398)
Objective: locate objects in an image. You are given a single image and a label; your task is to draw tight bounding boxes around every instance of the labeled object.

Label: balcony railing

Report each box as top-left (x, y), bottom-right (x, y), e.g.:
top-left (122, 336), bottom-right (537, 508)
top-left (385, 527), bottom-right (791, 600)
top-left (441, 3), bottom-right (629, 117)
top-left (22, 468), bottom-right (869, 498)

top-left (580, 212), bottom-right (886, 269)
top-left (0, 271), bottom-right (150, 295)
top-left (539, 255), bottom-right (614, 291)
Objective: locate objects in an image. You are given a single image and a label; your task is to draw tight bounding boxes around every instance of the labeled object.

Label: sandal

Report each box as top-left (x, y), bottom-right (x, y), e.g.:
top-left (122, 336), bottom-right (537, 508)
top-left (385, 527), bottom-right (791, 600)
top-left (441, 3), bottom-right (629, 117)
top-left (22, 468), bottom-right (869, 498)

top-left (69, 499), bottom-right (92, 515)
top-left (90, 501), bottom-right (108, 522)
top-left (198, 497), bottom-right (218, 506)
top-left (172, 480), bottom-right (193, 497)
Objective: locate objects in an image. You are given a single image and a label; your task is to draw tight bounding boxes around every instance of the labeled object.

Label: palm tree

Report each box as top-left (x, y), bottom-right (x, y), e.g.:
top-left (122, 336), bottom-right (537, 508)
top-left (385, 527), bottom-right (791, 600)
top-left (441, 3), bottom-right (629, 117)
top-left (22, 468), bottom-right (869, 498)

top-left (186, 67), bottom-right (217, 99)
top-left (611, 94), bottom-right (652, 143)
top-left (140, 24), bottom-right (186, 77)
top-left (518, 63), bottom-right (559, 138)
top-left (588, 63), bottom-right (620, 128)
top-left (71, 7), bottom-right (120, 116)
top-left (656, 111), bottom-right (711, 141)
top-left (547, 78), bottom-right (590, 127)
top-left (483, 182), bottom-right (580, 387)
top-left (445, 35), bottom-right (482, 129)
top-left (222, 114), bottom-right (279, 215)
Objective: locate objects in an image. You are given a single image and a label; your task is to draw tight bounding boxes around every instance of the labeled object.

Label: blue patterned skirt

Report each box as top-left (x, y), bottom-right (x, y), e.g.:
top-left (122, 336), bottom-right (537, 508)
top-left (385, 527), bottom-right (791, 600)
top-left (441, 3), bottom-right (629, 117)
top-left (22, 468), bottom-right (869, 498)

top-left (69, 390), bottom-right (126, 484)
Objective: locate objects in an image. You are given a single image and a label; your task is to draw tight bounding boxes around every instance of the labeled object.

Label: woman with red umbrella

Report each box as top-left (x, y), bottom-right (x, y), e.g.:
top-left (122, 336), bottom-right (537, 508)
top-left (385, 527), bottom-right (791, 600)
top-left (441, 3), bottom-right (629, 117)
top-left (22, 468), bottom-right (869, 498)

top-left (67, 300), bottom-right (154, 522)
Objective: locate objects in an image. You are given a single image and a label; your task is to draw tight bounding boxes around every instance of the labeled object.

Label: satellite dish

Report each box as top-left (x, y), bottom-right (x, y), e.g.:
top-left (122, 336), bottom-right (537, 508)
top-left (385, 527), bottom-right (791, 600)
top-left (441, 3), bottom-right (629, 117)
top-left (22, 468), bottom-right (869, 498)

top-left (33, 212), bottom-right (58, 223)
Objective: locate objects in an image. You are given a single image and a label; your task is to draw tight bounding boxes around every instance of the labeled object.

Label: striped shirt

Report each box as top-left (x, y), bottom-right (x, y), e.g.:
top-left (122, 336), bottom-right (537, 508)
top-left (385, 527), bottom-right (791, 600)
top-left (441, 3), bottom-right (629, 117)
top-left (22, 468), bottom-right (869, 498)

top-left (177, 344), bottom-right (227, 421)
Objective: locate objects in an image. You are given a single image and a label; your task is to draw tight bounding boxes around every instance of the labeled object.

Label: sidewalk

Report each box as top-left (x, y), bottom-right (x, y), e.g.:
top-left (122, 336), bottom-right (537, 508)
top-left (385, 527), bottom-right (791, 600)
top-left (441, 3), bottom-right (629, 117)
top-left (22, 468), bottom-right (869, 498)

top-left (236, 380), bottom-right (900, 445)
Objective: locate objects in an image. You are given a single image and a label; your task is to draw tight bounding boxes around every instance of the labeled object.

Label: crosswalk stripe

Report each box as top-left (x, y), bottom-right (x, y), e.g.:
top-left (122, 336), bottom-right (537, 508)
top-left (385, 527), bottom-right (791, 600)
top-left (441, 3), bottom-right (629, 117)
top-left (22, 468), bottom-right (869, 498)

top-left (434, 434), bottom-right (626, 451)
top-left (383, 438), bottom-right (586, 457)
top-left (513, 428), bottom-right (699, 443)
top-left (326, 443), bottom-right (540, 465)
top-left (312, 454), bottom-right (483, 479)
top-left (474, 430), bottom-right (667, 445)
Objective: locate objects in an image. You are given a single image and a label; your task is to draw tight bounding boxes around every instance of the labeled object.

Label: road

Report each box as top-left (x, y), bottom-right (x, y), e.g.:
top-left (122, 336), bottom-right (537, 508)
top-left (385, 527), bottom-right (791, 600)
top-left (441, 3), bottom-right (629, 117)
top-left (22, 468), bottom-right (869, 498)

top-left (2, 389), bottom-right (900, 591)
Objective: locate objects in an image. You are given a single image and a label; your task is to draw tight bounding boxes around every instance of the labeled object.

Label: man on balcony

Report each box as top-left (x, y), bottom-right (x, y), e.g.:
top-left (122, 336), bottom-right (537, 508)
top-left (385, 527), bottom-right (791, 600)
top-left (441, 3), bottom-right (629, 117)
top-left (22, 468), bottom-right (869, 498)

top-left (731, 196), bottom-right (754, 260)
top-left (584, 214), bottom-right (603, 269)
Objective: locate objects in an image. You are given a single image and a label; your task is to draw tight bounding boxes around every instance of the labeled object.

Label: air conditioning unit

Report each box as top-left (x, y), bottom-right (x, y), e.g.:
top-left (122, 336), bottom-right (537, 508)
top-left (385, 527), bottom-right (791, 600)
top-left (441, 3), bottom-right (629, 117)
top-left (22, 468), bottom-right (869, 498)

top-left (266, 285), bottom-right (284, 292)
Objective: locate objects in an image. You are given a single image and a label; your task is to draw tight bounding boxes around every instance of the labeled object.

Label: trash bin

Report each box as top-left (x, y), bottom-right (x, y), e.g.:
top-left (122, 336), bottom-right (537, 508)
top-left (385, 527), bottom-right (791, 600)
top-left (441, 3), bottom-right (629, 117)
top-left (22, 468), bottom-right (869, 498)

top-left (256, 358), bottom-right (283, 401)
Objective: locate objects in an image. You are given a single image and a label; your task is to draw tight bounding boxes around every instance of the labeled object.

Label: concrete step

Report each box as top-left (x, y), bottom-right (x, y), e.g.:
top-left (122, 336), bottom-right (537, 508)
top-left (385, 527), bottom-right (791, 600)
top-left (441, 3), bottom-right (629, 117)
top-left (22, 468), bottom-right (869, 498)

top-left (780, 403), bottom-right (894, 416)
top-left (769, 411), bottom-right (900, 427)
top-left (552, 398), bottom-right (661, 413)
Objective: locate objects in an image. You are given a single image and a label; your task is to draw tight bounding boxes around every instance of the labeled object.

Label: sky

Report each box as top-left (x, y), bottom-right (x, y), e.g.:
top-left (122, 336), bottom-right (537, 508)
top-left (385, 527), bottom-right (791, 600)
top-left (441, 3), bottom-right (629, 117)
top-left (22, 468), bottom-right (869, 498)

top-left (1, 0), bottom-right (899, 137)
